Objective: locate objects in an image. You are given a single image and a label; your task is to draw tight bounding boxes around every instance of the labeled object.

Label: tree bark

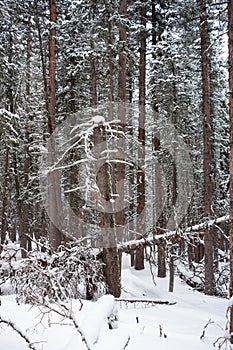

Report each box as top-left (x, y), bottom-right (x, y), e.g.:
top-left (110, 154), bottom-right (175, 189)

top-left (94, 125), bottom-right (121, 297)
top-left (116, 0), bottom-right (127, 247)
top-left (118, 0), bottom-right (127, 103)
top-left (199, 0), bottom-right (215, 295)
top-left (228, 0), bottom-right (233, 342)
top-left (0, 147), bottom-right (9, 250)
top-left (135, 0), bottom-right (147, 271)
top-left (47, 0), bottom-right (64, 250)
top-left (90, 38), bottom-right (97, 106)
top-left (21, 24), bottom-right (32, 257)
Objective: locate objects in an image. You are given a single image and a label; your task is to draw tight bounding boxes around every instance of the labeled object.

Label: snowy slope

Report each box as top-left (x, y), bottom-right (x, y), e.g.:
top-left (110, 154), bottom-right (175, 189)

top-left (0, 253), bottom-right (229, 350)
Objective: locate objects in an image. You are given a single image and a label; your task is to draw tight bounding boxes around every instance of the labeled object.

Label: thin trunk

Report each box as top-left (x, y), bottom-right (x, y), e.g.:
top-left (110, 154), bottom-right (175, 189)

top-left (135, 0), bottom-right (147, 271)
top-left (169, 245), bottom-right (175, 293)
top-left (0, 147), bottom-right (9, 250)
top-left (130, 251), bottom-right (135, 266)
top-left (108, 19), bottom-right (114, 102)
top-left (21, 24), bottom-right (32, 256)
top-left (0, 29), bottom-right (14, 252)
top-left (116, 0), bottom-right (127, 247)
top-left (151, 3), bottom-right (166, 277)
top-left (228, 0), bottom-right (233, 342)
top-left (199, 0), bottom-right (215, 295)
top-left (13, 152), bottom-right (23, 253)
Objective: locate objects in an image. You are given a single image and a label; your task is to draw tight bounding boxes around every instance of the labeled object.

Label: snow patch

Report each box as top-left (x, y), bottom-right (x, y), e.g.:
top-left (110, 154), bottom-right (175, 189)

top-left (91, 115), bottom-right (105, 125)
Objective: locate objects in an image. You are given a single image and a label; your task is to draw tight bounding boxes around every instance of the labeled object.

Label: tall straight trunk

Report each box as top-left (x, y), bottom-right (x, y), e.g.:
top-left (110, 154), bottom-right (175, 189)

top-left (21, 24), bottom-right (32, 257)
top-left (151, 2), bottom-right (166, 278)
top-left (35, 0), bottom-right (63, 250)
top-left (199, 0), bottom-right (215, 295)
top-left (108, 19), bottom-right (114, 102)
top-left (228, 0), bottom-right (233, 342)
top-left (135, 0), bottom-right (147, 270)
top-left (116, 0), bottom-right (127, 247)
top-left (47, 0), bottom-right (63, 250)
top-left (94, 125), bottom-right (121, 297)
top-left (1, 29), bottom-right (13, 253)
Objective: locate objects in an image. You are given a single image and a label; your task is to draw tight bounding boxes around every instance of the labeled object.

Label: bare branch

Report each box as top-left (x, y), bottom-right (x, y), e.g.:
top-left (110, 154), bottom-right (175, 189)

top-left (0, 316), bottom-right (38, 350)
top-left (200, 318), bottom-right (214, 339)
top-left (123, 336), bottom-right (130, 349)
top-left (41, 303), bottom-right (92, 350)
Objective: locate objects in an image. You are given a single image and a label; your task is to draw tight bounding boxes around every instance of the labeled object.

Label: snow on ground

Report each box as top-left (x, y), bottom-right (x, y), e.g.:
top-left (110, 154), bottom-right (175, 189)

top-left (0, 253), bottom-right (229, 350)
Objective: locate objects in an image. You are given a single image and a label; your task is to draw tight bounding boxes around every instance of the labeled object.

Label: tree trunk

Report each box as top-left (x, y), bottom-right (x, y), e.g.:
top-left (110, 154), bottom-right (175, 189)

top-left (108, 18), bottom-right (114, 102)
top-left (135, 0), bottom-right (147, 271)
top-left (0, 147), bottom-right (9, 251)
top-left (21, 24), bottom-right (32, 256)
top-left (228, 0), bottom-right (233, 342)
top-left (94, 125), bottom-right (121, 297)
top-left (118, 0), bottom-right (127, 103)
top-left (47, 0), bottom-right (63, 250)
top-left (199, 0), bottom-right (215, 295)
top-left (169, 245), bottom-right (175, 293)
top-left (157, 238), bottom-right (166, 278)
top-left (151, 3), bottom-right (166, 278)
top-left (134, 246), bottom-right (144, 270)
top-left (0, 29), bottom-right (14, 252)
top-left (116, 0), bottom-right (127, 247)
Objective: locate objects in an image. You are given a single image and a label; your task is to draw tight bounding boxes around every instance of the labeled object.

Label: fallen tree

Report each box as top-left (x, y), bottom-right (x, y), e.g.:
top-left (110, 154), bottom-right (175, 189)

top-left (119, 215), bottom-right (229, 252)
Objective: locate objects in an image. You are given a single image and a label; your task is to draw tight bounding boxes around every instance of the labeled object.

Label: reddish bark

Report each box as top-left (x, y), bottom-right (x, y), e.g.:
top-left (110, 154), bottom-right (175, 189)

top-left (228, 0), bottom-right (233, 342)
top-left (199, 0), bottom-right (215, 295)
top-left (135, 0), bottom-right (147, 271)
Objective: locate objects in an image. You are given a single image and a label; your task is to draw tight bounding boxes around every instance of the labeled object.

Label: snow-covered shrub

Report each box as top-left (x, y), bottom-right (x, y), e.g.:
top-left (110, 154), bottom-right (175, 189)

top-left (8, 243), bottom-right (106, 304)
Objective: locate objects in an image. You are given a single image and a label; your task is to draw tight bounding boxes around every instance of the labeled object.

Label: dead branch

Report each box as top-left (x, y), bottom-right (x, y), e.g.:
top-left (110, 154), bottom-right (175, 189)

top-left (0, 316), bottom-right (38, 350)
top-left (115, 298), bottom-right (176, 306)
top-left (41, 302), bottom-right (92, 350)
top-left (123, 336), bottom-right (130, 349)
top-left (200, 318), bottom-right (214, 339)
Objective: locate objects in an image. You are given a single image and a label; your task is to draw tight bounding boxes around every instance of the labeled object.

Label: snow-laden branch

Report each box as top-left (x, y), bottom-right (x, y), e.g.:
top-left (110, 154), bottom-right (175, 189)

top-left (0, 316), bottom-right (38, 350)
top-left (119, 215), bottom-right (229, 251)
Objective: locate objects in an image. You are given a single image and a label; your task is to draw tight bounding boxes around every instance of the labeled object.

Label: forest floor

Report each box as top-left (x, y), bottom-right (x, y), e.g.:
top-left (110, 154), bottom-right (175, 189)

top-left (0, 253), bottom-right (230, 350)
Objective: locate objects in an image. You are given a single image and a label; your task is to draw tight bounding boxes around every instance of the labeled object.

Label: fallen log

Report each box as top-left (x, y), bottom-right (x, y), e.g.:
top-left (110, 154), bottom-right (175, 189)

top-left (119, 215), bottom-right (229, 252)
top-left (115, 298), bottom-right (176, 306)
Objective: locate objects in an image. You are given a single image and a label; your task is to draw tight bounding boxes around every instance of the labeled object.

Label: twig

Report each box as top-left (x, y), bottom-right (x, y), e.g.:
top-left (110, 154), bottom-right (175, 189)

top-left (42, 303), bottom-right (92, 350)
top-left (0, 316), bottom-right (38, 350)
top-left (200, 319), bottom-right (214, 339)
top-left (123, 336), bottom-right (130, 349)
